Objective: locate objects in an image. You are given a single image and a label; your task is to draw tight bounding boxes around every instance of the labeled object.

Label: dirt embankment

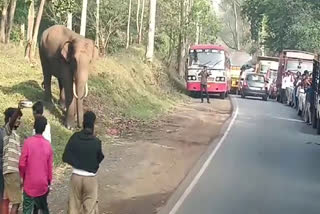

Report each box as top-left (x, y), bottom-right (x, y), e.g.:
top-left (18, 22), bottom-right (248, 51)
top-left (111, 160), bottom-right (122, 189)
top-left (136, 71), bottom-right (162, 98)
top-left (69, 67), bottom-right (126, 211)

top-left (49, 98), bottom-right (232, 214)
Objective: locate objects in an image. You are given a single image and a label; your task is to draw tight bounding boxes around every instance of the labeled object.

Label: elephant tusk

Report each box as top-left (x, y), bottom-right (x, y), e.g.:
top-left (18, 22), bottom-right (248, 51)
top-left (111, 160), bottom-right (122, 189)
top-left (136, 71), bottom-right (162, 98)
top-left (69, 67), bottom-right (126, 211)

top-left (73, 82), bottom-right (79, 99)
top-left (84, 83), bottom-right (88, 98)
top-left (73, 82), bottom-right (88, 100)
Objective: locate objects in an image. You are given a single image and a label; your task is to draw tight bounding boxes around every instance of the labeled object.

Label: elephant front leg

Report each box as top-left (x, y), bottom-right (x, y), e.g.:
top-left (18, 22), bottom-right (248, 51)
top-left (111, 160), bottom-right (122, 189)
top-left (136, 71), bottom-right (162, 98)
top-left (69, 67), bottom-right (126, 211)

top-left (43, 74), bottom-right (53, 103)
top-left (65, 97), bottom-right (76, 129)
top-left (63, 77), bottom-right (76, 129)
top-left (58, 78), bottom-right (66, 110)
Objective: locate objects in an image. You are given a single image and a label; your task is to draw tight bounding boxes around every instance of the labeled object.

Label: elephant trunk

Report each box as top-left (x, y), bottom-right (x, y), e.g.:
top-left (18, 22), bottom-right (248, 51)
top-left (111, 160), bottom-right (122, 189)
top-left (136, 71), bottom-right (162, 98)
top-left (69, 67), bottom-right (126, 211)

top-left (74, 71), bottom-right (89, 128)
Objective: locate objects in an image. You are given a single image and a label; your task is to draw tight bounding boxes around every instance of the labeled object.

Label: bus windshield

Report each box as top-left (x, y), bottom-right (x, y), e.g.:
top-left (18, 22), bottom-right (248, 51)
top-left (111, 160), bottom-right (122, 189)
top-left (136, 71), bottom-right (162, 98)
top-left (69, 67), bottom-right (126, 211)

top-left (287, 60), bottom-right (313, 73)
top-left (189, 50), bottom-right (225, 69)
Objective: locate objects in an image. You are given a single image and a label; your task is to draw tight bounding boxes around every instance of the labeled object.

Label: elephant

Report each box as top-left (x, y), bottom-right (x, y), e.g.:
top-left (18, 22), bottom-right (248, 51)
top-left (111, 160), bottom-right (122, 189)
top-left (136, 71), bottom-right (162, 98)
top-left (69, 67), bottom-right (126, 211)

top-left (39, 25), bottom-right (98, 129)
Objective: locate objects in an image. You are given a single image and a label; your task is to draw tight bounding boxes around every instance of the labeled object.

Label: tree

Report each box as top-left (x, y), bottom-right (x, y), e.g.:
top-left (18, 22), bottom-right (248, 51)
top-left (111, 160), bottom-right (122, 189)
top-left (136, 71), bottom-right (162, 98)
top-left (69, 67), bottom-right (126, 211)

top-left (87, 0), bottom-right (128, 54)
top-left (138, 0), bottom-right (145, 44)
top-left (242, 0), bottom-right (320, 54)
top-left (80, 0), bottom-right (87, 36)
top-left (0, 0), bottom-right (18, 43)
top-left (25, 0), bottom-right (47, 61)
top-left (0, 0), bottom-right (9, 43)
top-left (95, 0), bottom-right (99, 46)
top-left (126, 0), bottom-right (132, 49)
top-left (146, 0), bottom-right (157, 62)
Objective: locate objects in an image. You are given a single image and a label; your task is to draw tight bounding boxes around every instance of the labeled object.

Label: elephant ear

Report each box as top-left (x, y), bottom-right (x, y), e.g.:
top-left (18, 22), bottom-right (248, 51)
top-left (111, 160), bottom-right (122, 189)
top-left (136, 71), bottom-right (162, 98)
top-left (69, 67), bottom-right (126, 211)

top-left (61, 41), bottom-right (74, 63)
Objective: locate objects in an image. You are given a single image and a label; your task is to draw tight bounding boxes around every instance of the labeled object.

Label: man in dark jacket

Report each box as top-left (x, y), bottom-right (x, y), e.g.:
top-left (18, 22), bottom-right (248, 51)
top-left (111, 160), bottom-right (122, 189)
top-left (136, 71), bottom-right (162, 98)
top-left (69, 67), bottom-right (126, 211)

top-left (63, 111), bottom-right (104, 214)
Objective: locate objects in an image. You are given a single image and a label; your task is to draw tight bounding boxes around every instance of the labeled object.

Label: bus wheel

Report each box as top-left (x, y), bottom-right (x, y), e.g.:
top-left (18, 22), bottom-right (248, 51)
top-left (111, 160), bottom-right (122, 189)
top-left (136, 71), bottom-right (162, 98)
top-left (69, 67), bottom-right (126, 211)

top-left (220, 92), bottom-right (226, 99)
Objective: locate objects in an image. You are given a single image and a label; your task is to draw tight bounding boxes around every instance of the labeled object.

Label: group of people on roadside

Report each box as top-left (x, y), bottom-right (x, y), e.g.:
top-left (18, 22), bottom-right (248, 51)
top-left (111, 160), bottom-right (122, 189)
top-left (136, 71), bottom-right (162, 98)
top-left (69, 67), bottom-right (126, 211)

top-left (280, 70), bottom-right (313, 124)
top-left (0, 101), bottom-right (104, 214)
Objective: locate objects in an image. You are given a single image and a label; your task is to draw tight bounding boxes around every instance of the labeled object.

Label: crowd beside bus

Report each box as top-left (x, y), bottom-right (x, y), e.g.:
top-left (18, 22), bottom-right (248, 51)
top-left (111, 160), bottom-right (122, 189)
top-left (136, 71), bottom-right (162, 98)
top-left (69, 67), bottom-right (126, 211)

top-left (279, 70), bottom-right (313, 124)
top-left (0, 101), bottom-right (104, 214)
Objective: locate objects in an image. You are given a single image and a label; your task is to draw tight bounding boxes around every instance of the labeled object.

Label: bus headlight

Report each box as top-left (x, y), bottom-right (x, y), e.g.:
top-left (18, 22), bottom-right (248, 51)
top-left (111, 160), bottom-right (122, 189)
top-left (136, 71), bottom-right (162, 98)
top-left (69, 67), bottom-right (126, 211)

top-left (188, 76), bottom-right (196, 80)
top-left (216, 77), bottom-right (225, 82)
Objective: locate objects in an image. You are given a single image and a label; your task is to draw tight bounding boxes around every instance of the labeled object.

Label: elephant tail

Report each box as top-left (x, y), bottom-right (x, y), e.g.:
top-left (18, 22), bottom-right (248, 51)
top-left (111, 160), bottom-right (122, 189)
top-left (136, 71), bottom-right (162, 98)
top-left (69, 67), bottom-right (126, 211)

top-left (41, 81), bottom-right (45, 89)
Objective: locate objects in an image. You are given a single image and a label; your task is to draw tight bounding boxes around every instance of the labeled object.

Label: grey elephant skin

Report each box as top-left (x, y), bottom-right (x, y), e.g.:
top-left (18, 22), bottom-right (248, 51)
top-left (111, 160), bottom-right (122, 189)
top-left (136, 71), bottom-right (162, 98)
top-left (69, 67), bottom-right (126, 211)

top-left (39, 25), bottom-right (98, 129)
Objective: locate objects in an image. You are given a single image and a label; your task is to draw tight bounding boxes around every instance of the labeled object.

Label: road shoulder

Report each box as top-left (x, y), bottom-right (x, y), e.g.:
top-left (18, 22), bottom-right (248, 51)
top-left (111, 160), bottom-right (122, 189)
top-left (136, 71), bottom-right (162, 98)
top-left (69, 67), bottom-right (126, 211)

top-left (49, 98), bottom-right (232, 214)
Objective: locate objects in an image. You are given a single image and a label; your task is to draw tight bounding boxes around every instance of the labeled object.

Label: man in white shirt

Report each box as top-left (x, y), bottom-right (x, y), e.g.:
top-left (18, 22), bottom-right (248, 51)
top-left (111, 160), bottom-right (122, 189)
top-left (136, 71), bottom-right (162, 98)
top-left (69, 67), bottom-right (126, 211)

top-left (286, 72), bottom-right (294, 105)
top-left (32, 101), bottom-right (51, 143)
top-left (281, 72), bottom-right (289, 104)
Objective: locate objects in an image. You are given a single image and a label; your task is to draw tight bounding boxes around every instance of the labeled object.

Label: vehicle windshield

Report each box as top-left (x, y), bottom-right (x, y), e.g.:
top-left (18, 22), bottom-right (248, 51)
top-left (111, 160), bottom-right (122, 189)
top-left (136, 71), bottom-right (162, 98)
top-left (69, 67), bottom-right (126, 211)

top-left (261, 65), bottom-right (269, 74)
top-left (189, 50), bottom-right (225, 69)
top-left (287, 60), bottom-right (313, 73)
top-left (247, 74), bottom-right (265, 82)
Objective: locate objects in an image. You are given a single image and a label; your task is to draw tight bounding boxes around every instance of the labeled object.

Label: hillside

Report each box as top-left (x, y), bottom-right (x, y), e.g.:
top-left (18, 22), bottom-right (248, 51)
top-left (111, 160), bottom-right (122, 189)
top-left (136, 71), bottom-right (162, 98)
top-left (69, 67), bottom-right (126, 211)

top-left (0, 44), bottom-right (186, 165)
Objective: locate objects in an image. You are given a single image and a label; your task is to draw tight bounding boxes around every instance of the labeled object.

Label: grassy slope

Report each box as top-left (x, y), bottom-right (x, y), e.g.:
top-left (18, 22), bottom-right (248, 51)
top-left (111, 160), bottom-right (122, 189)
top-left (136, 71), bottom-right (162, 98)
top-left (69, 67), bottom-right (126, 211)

top-left (0, 44), bottom-right (185, 166)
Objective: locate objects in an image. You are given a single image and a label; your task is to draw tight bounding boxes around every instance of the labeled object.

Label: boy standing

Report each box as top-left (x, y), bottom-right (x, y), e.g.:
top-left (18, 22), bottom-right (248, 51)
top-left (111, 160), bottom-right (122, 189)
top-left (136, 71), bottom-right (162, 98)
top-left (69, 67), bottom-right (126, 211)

top-left (19, 116), bottom-right (53, 214)
top-left (32, 101), bottom-right (51, 143)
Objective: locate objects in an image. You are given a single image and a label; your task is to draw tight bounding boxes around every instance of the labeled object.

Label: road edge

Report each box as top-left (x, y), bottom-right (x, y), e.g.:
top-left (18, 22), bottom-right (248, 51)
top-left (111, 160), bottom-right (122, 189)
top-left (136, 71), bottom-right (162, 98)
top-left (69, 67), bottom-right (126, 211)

top-left (158, 96), bottom-right (238, 214)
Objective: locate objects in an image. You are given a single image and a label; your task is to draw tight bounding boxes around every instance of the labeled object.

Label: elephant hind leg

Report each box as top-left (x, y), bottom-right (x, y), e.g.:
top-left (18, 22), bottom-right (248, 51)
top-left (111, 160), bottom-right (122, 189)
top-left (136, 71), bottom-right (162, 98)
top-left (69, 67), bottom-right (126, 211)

top-left (40, 53), bottom-right (53, 103)
top-left (43, 73), bottom-right (53, 103)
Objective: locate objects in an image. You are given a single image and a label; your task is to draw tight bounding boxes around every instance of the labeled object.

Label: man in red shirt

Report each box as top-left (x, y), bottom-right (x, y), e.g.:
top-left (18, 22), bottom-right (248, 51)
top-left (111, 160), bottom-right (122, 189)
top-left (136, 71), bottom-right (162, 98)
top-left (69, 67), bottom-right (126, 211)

top-left (19, 116), bottom-right (53, 214)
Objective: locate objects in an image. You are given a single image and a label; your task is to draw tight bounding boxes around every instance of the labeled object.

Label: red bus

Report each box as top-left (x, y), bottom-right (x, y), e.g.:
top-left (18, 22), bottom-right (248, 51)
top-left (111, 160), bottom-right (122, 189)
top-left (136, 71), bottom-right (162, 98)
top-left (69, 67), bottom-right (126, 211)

top-left (186, 44), bottom-right (231, 99)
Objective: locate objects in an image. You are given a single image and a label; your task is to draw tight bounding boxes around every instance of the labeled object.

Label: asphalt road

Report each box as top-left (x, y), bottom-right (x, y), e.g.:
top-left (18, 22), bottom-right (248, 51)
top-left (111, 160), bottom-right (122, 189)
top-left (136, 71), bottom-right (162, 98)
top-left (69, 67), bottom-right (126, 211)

top-left (175, 96), bottom-right (320, 214)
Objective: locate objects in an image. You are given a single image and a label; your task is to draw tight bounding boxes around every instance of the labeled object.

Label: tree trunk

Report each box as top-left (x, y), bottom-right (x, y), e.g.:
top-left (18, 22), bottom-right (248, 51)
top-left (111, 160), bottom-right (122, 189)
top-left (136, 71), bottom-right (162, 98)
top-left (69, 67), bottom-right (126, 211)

top-left (20, 23), bottom-right (25, 46)
top-left (126, 0), bottom-right (132, 49)
top-left (67, 12), bottom-right (72, 30)
top-left (195, 19), bottom-right (199, 45)
top-left (26, 0), bottom-right (34, 42)
top-left (138, 0), bottom-right (145, 44)
top-left (28, 0), bottom-right (46, 61)
top-left (177, 0), bottom-right (186, 77)
top-left (80, 0), bottom-right (88, 36)
top-left (146, 0), bottom-right (157, 62)
top-left (233, 1), bottom-right (240, 50)
top-left (95, 0), bottom-right (100, 47)
top-left (5, 0), bottom-right (17, 44)
top-left (136, 0), bottom-right (140, 41)
top-left (0, 1), bottom-right (8, 43)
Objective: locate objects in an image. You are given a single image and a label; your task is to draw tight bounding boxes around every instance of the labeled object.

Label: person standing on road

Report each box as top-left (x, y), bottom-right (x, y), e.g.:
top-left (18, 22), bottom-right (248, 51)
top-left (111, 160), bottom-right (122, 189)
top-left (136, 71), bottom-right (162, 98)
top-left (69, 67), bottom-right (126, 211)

top-left (286, 72), bottom-right (294, 106)
top-left (293, 72), bottom-right (301, 109)
top-left (199, 66), bottom-right (211, 104)
top-left (19, 116), bottom-right (53, 214)
top-left (281, 72), bottom-right (288, 104)
top-left (304, 76), bottom-right (313, 125)
top-left (2, 107), bottom-right (23, 214)
top-left (0, 108), bottom-right (16, 214)
top-left (63, 111), bottom-right (104, 214)
top-left (32, 101), bottom-right (51, 143)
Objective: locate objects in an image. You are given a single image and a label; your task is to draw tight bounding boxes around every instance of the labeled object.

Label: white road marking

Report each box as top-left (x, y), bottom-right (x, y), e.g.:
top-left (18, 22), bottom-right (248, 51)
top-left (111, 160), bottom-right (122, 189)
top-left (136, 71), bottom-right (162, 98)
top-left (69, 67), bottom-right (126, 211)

top-left (169, 98), bottom-right (239, 214)
top-left (271, 116), bottom-right (304, 123)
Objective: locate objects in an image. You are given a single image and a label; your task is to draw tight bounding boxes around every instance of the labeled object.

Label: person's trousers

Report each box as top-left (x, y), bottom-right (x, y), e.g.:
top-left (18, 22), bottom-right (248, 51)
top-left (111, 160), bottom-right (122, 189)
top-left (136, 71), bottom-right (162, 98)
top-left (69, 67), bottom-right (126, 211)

top-left (304, 102), bottom-right (312, 124)
top-left (200, 84), bottom-right (209, 102)
top-left (68, 174), bottom-right (99, 214)
top-left (286, 87), bottom-right (291, 105)
top-left (23, 192), bottom-right (49, 214)
top-left (281, 89), bottom-right (287, 104)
